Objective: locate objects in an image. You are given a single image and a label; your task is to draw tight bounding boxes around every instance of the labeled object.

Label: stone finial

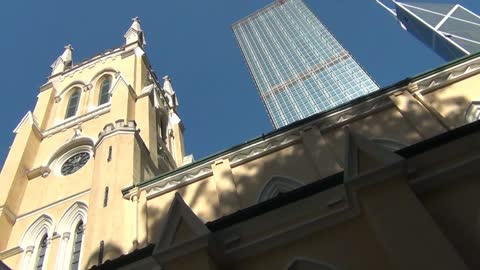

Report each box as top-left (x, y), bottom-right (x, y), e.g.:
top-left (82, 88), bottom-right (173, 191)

top-left (124, 17), bottom-right (146, 46)
top-left (51, 44), bottom-right (74, 76)
top-left (61, 44), bottom-right (73, 62)
top-left (162, 76), bottom-right (179, 108)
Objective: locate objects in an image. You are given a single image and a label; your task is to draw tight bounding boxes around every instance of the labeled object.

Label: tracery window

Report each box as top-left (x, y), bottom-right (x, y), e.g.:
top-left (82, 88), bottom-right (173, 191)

top-left (98, 77), bottom-right (112, 105)
top-left (70, 221), bottom-right (84, 270)
top-left (35, 234), bottom-right (48, 270)
top-left (65, 88), bottom-right (81, 119)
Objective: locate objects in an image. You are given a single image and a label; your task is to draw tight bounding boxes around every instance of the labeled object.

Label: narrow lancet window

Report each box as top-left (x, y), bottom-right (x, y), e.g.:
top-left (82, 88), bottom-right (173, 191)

top-left (65, 88), bottom-right (81, 119)
top-left (103, 187), bottom-right (109, 208)
top-left (70, 221), bottom-right (84, 270)
top-left (98, 240), bottom-right (105, 265)
top-left (98, 77), bottom-right (112, 105)
top-left (35, 234), bottom-right (48, 270)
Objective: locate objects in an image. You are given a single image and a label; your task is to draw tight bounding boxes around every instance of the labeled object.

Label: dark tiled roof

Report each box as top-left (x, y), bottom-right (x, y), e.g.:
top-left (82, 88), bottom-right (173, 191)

top-left (206, 119), bottom-right (480, 231)
top-left (89, 244), bottom-right (154, 270)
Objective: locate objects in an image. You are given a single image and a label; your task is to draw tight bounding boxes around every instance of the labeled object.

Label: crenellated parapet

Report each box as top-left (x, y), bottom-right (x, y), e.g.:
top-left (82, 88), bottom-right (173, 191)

top-left (96, 119), bottom-right (139, 147)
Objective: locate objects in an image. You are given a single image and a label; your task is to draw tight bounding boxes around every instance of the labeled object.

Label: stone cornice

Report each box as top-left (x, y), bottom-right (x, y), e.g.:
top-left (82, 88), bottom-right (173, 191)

top-left (43, 105), bottom-right (111, 138)
top-left (47, 44), bottom-right (129, 82)
top-left (414, 56), bottom-right (480, 94)
top-left (125, 93), bottom-right (393, 200)
top-left (13, 111), bottom-right (41, 135)
top-left (0, 246), bottom-right (23, 260)
top-left (0, 204), bottom-right (16, 224)
top-left (39, 82), bottom-right (53, 92)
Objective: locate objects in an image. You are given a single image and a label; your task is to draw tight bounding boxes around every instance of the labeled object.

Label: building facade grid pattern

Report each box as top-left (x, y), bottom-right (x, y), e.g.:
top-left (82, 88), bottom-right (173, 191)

top-left (233, 0), bottom-right (378, 128)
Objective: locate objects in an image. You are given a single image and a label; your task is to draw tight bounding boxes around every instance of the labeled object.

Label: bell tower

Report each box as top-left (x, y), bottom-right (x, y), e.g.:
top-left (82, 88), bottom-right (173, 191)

top-left (0, 18), bottom-right (186, 269)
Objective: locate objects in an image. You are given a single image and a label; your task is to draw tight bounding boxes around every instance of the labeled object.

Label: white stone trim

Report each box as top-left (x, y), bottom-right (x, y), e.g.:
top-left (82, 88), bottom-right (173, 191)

top-left (0, 204), bottom-right (16, 224)
top-left (16, 189), bottom-right (90, 221)
top-left (20, 215), bottom-right (54, 270)
top-left (0, 246), bottom-right (23, 260)
top-left (257, 176), bottom-right (303, 203)
top-left (49, 46), bottom-right (127, 81)
top-left (43, 105), bottom-right (110, 137)
top-left (55, 202), bottom-right (87, 270)
top-left (414, 57), bottom-right (480, 94)
top-left (50, 145), bottom-right (93, 177)
top-left (13, 111), bottom-right (40, 134)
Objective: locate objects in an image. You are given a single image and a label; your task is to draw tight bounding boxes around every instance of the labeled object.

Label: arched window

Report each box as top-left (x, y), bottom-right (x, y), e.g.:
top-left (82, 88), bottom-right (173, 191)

top-left (65, 88), bottom-right (81, 119)
top-left (257, 176), bottom-right (303, 203)
top-left (35, 234), bottom-right (48, 270)
top-left (55, 202), bottom-right (88, 270)
top-left (21, 215), bottom-right (53, 270)
top-left (98, 77), bottom-right (112, 105)
top-left (70, 221), bottom-right (84, 270)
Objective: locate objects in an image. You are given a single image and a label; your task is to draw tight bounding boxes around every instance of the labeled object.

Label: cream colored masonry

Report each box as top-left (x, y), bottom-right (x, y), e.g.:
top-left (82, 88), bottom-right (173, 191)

top-left (124, 55), bottom-right (480, 201)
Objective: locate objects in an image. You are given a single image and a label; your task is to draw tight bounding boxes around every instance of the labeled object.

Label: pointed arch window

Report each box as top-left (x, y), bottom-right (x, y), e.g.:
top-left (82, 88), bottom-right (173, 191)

top-left (70, 221), bottom-right (84, 270)
top-left (35, 234), bottom-right (48, 270)
top-left (257, 176), bottom-right (303, 203)
top-left (98, 77), bottom-right (112, 105)
top-left (65, 88), bottom-right (81, 119)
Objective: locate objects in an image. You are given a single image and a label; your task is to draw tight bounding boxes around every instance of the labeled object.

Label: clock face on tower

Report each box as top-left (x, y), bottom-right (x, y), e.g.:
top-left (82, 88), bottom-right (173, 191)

top-left (60, 152), bottom-right (90, 176)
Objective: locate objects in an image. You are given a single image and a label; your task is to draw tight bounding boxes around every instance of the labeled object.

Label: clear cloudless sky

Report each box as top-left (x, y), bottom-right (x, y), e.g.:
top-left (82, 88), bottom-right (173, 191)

top-left (0, 0), bottom-right (479, 167)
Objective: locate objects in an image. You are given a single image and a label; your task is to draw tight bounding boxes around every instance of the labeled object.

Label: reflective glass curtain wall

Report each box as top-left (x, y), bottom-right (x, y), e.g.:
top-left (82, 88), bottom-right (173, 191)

top-left (232, 0), bottom-right (378, 128)
top-left (381, 1), bottom-right (480, 61)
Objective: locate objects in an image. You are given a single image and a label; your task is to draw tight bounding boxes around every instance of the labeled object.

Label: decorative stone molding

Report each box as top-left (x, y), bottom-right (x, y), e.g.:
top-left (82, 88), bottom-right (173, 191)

top-left (39, 82), bottom-right (53, 92)
top-left (48, 44), bottom-right (127, 81)
top-left (95, 119), bottom-right (139, 148)
top-left (16, 189), bottom-right (90, 222)
top-left (314, 95), bottom-right (392, 131)
top-left (43, 105), bottom-right (110, 138)
top-left (25, 246), bottom-right (34, 255)
top-left (13, 111), bottom-right (41, 134)
top-left (0, 246), bottom-right (23, 260)
top-left (228, 133), bottom-right (301, 166)
top-left (21, 214), bottom-right (54, 250)
top-left (56, 202), bottom-right (88, 235)
top-left (257, 176), bottom-right (303, 203)
top-left (415, 57), bottom-right (480, 94)
top-left (0, 205), bottom-right (16, 224)
top-left (26, 166), bottom-right (51, 180)
top-left (145, 166), bottom-right (213, 200)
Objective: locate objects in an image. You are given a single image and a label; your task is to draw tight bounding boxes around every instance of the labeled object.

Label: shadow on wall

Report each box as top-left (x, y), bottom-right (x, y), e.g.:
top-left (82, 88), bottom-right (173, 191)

top-left (85, 242), bottom-right (122, 269)
top-left (138, 94), bottom-right (472, 265)
top-left (146, 178), bottom-right (224, 244)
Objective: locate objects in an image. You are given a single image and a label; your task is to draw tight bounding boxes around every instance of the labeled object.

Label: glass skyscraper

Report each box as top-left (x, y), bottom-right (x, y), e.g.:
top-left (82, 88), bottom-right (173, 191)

top-left (377, 1), bottom-right (480, 61)
top-left (232, 0), bottom-right (378, 128)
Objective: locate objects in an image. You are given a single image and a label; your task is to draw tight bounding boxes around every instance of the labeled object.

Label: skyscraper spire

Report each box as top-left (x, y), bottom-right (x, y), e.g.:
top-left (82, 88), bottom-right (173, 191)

top-left (124, 17), bottom-right (146, 46)
top-left (50, 44), bottom-right (73, 76)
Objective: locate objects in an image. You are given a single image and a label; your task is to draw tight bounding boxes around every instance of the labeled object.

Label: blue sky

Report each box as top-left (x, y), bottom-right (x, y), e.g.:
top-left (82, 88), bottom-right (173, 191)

top-left (0, 0), bottom-right (479, 167)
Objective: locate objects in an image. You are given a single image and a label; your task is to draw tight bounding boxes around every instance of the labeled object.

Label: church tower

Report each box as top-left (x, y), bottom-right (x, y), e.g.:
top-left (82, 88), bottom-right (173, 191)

top-left (0, 18), bottom-right (185, 269)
